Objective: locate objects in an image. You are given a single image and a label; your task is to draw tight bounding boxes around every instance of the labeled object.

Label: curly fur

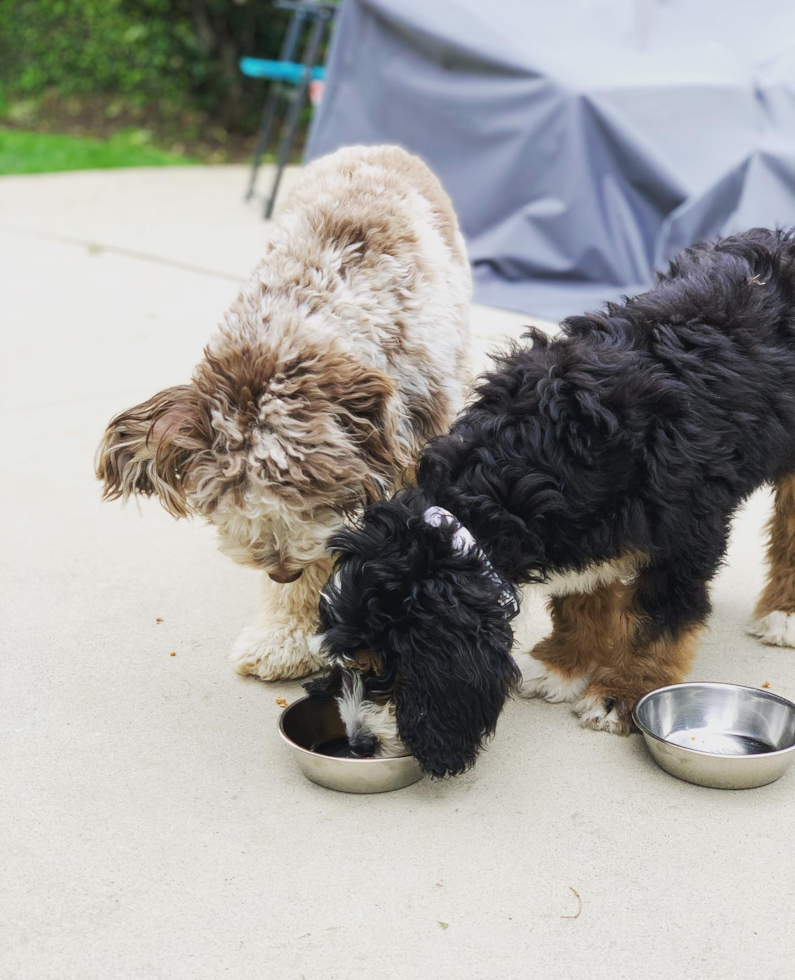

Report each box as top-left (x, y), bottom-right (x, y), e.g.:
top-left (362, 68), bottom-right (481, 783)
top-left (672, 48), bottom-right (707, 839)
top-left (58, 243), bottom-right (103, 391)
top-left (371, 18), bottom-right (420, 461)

top-left (96, 145), bottom-right (471, 679)
top-left (315, 228), bottom-right (795, 773)
top-left (312, 491), bottom-right (519, 776)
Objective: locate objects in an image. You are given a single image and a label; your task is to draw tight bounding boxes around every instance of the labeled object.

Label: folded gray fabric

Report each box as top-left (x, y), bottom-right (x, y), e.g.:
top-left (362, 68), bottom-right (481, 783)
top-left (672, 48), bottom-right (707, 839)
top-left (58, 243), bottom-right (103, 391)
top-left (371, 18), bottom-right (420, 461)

top-left (307, 0), bottom-right (795, 320)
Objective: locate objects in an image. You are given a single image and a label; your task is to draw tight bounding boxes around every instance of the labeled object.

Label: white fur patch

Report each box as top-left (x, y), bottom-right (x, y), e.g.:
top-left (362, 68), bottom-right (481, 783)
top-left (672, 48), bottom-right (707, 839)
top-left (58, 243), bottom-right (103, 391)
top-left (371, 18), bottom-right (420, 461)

top-left (540, 556), bottom-right (638, 599)
top-left (231, 561), bottom-right (332, 680)
top-left (424, 505), bottom-right (478, 554)
top-left (231, 623), bottom-right (324, 680)
top-left (423, 506), bottom-right (518, 614)
top-left (337, 671), bottom-right (367, 732)
top-left (573, 692), bottom-right (630, 734)
top-left (336, 673), bottom-right (405, 757)
top-left (513, 651), bottom-right (590, 703)
top-left (748, 611), bottom-right (795, 648)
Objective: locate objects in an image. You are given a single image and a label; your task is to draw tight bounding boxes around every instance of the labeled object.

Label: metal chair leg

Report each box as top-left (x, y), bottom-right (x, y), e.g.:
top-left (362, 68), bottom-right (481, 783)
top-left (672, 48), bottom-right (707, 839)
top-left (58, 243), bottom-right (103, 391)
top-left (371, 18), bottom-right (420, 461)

top-left (245, 10), bottom-right (307, 201)
top-left (265, 13), bottom-right (329, 219)
top-left (245, 87), bottom-right (283, 201)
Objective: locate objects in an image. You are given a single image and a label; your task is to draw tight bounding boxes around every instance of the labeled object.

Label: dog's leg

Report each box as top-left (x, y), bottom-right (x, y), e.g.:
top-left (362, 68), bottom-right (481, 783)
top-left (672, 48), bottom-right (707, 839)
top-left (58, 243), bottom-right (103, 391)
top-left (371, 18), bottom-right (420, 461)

top-left (750, 475), bottom-right (795, 648)
top-left (574, 626), bottom-right (703, 735)
top-left (573, 563), bottom-right (710, 734)
top-left (231, 558), bottom-right (333, 680)
top-left (516, 583), bottom-right (621, 703)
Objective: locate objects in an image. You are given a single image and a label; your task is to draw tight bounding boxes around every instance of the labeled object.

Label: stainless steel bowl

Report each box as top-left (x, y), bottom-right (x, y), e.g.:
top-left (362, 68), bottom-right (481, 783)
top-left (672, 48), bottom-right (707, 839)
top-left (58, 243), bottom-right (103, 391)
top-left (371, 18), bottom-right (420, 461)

top-left (278, 696), bottom-right (423, 793)
top-left (634, 682), bottom-right (795, 789)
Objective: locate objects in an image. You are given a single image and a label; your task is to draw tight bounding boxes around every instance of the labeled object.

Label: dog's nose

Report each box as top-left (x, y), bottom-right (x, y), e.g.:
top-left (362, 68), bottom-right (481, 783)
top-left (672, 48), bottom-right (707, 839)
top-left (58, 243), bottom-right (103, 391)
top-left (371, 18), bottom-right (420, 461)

top-left (268, 568), bottom-right (303, 584)
top-left (348, 734), bottom-right (377, 758)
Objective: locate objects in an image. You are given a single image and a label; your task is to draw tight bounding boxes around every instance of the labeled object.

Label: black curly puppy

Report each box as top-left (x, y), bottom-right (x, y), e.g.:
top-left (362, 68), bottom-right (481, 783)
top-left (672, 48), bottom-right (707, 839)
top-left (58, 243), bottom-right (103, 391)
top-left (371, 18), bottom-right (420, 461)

top-left (307, 228), bottom-right (795, 777)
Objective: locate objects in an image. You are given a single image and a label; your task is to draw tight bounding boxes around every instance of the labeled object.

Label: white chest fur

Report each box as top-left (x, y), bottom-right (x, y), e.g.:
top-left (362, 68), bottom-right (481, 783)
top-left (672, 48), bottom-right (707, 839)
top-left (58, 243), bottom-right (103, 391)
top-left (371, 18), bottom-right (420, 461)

top-left (537, 554), bottom-right (641, 599)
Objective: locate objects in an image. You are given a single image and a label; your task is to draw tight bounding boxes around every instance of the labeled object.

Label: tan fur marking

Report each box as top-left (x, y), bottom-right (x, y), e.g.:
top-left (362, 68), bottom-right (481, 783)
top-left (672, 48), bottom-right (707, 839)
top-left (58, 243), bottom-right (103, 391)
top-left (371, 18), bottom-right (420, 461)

top-left (586, 620), bottom-right (701, 701)
top-left (578, 625), bottom-right (701, 735)
top-left (347, 647), bottom-right (384, 674)
top-left (192, 339), bottom-right (407, 510)
top-left (531, 582), bottom-right (620, 679)
top-left (755, 475), bottom-right (795, 618)
top-left (532, 571), bottom-right (702, 733)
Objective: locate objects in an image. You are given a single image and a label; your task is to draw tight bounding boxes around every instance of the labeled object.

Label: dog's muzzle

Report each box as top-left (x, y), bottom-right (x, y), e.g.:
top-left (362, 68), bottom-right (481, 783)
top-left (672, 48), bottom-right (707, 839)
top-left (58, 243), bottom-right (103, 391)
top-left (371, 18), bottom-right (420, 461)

top-left (348, 732), bottom-right (378, 757)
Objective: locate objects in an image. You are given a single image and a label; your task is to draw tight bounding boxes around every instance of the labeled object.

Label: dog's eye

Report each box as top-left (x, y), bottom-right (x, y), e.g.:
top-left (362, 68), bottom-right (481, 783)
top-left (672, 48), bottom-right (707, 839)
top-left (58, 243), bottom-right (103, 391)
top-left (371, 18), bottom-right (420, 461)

top-left (344, 646), bottom-right (382, 674)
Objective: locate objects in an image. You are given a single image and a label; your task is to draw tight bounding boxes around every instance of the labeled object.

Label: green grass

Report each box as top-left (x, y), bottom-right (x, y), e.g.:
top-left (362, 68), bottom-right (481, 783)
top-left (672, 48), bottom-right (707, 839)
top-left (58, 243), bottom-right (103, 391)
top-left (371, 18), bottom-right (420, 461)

top-left (0, 128), bottom-right (197, 175)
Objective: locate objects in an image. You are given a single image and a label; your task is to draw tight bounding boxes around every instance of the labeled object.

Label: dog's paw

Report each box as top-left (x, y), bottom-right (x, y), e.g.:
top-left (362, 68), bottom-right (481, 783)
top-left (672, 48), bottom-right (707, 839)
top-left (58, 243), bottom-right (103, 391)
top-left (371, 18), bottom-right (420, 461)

top-left (231, 625), bottom-right (324, 681)
top-left (748, 611), bottom-right (795, 648)
top-left (514, 652), bottom-right (590, 703)
top-left (573, 691), bottom-right (634, 735)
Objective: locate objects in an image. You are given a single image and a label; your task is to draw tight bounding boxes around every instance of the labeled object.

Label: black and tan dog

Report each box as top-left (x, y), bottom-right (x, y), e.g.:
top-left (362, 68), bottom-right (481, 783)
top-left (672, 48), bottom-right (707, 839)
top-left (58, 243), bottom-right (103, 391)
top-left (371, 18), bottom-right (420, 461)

top-left (309, 228), bottom-right (795, 776)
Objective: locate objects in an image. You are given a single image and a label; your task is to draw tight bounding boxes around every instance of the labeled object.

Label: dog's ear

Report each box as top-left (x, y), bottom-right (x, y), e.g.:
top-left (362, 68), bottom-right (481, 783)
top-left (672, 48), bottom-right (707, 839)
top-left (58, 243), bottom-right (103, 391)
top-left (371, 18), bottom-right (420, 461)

top-left (392, 582), bottom-right (519, 778)
top-left (303, 665), bottom-right (344, 700)
top-left (96, 385), bottom-right (211, 518)
top-left (326, 357), bottom-right (407, 502)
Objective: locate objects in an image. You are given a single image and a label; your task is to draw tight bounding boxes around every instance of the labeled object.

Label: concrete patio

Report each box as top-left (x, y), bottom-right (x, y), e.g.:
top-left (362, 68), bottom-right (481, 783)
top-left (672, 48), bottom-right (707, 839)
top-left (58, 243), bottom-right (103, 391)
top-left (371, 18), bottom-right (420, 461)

top-left (1, 165), bottom-right (793, 980)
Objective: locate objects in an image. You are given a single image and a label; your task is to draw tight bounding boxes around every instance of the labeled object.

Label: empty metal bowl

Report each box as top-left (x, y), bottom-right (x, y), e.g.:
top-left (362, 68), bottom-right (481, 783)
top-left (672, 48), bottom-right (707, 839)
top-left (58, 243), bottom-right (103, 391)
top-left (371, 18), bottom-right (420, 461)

top-left (278, 696), bottom-right (423, 794)
top-left (634, 682), bottom-right (795, 789)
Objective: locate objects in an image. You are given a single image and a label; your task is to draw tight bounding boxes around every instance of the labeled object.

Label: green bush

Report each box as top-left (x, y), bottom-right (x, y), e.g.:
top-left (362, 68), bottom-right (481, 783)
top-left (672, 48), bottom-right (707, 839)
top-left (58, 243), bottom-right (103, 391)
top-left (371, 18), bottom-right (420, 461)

top-left (6, 2), bottom-right (193, 107)
top-left (0, 0), bottom-right (297, 128)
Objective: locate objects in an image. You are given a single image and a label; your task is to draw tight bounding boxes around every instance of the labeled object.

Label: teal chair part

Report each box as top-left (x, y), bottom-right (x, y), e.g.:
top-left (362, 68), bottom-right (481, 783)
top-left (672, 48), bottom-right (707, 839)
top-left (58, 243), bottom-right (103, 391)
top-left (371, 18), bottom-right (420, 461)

top-left (240, 57), bottom-right (325, 83)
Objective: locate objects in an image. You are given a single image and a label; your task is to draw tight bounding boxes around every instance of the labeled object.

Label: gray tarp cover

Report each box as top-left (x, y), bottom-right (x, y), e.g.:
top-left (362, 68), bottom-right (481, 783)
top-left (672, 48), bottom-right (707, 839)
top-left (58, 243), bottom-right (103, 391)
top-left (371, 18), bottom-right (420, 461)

top-left (306, 0), bottom-right (795, 320)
